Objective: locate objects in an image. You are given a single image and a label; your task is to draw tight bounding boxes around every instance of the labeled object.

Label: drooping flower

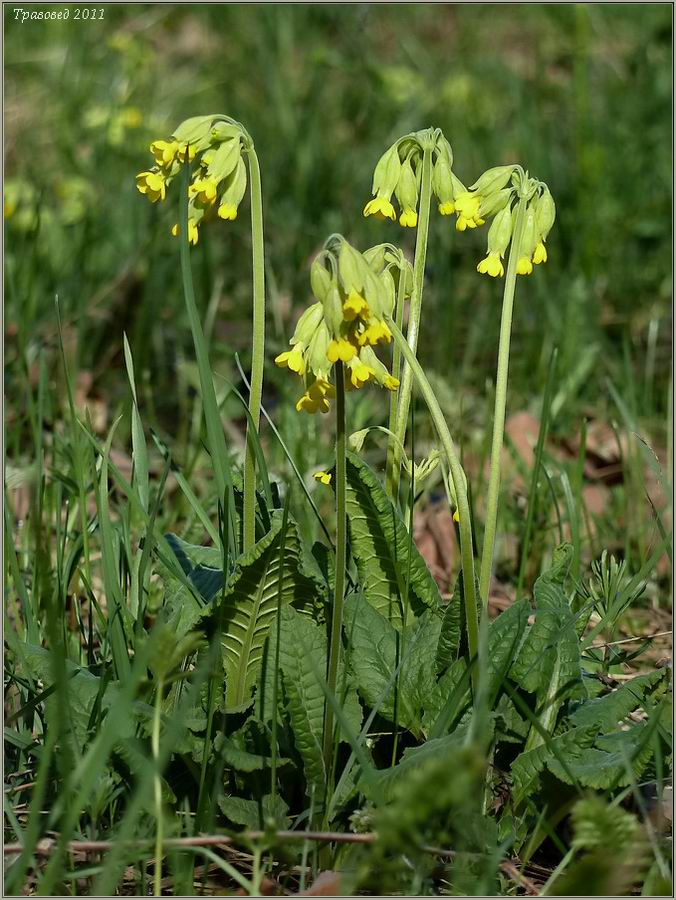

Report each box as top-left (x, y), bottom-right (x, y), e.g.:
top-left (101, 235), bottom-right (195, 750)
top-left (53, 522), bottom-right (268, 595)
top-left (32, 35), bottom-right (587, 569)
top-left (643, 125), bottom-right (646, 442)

top-left (314, 471), bottom-right (332, 485)
top-left (136, 114), bottom-right (252, 246)
top-left (136, 171), bottom-right (166, 202)
top-left (276, 238), bottom-right (406, 414)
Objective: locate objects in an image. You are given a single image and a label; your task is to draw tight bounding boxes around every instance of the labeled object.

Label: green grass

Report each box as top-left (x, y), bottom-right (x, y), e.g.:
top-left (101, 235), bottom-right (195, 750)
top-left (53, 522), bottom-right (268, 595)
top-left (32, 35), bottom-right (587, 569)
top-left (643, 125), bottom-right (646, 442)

top-left (4, 4), bottom-right (672, 896)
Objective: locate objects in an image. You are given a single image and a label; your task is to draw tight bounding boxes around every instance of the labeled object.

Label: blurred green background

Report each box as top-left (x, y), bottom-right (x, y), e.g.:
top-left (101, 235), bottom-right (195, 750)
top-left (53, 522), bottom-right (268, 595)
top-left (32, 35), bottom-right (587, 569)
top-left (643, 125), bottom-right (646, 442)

top-left (5, 3), bottom-right (672, 459)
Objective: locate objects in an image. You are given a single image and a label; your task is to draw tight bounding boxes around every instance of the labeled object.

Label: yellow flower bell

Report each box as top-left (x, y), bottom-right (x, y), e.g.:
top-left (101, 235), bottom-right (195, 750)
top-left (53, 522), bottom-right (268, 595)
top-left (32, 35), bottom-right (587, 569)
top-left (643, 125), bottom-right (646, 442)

top-left (313, 471), bottom-right (332, 485)
top-left (171, 219), bottom-right (199, 245)
top-left (275, 345), bottom-right (306, 375)
top-left (533, 241), bottom-right (547, 265)
top-left (363, 196), bottom-right (397, 221)
top-left (327, 338), bottom-right (358, 363)
top-left (135, 171), bottom-right (166, 202)
top-left (477, 252), bottom-right (504, 278)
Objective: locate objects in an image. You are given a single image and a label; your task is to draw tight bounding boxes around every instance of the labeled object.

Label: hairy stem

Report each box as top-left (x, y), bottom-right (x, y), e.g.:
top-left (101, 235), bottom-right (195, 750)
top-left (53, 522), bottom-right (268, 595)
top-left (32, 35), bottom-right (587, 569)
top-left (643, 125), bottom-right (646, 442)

top-left (390, 146), bottom-right (433, 499)
top-left (386, 263), bottom-right (409, 501)
top-left (323, 363), bottom-right (347, 779)
top-left (479, 197), bottom-right (528, 607)
top-left (388, 320), bottom-right (479, 694)
top-left (242, 147), bottom-right (266, 552)
top-left (153, 675), bottom-right (164, 898)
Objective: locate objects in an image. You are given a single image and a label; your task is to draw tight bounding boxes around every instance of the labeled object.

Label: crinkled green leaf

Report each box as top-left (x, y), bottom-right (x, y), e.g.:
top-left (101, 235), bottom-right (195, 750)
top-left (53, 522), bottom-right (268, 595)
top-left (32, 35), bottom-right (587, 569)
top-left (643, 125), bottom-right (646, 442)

top-left (201, 513), bottom-right (324, 710)
top-left (344, 452), bottom-right (442, 627)
top-left (218, 793), bottom-right (289, 829)
top-left (344, 593), bottom-right (436, 738)
top-left (511, 725), bottom-right (597, 804)
top-left (570, 668), bottom-right (670, 731)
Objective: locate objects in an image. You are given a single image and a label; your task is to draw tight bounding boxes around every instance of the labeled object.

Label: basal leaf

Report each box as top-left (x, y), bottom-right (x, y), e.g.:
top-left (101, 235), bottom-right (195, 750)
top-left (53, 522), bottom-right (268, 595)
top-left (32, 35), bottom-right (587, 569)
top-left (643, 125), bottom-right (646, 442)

top-left (570, 668), bottom-right (670, 731)
top-left (344, 593), bottom-right (435, 738)
top-left (511, 545), bottom-right (585, 740)
top-left (218, 793), bottom-right (289, 829)
top-left (344, 452), bottom-right (441, 627)
top-left (276, 607), bottom-right (327, 798)
top-left (204, 513), bottom-right (324, 710)
top-left (511, 725), bottom-right (597, 804)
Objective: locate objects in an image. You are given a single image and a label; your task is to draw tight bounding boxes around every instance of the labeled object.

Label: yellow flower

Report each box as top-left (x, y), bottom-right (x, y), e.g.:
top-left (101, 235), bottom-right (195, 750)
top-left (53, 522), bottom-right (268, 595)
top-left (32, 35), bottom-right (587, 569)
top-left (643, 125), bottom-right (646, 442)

top-left (453, 509), bottom-right (460, 522)
top-left (438, 200), bottom-right (455, 216)
top-left (189, 178), bottom-right (218, 206)
top-left (399, 207), bottom-right (418, 228)
top-left (150, 140), bottom-right (179, 168)
top-left (342, 290), bottom-right (370, 322)
top-left (136, 171), bottom-right (166, 202)
top-left (363, 196), bottom-right (396, 222)
top-left (327, 339), bottom-right (357, 363)
top-left (313, 471), bottom-right (332, 485)
top-left (358, 320), bottom-right (392, 347)
top-left (346, 358), bottom-right (376, 389)
top-left (275, 345), bottom-right (306, 375)
top-left (177, 143), bottom-right (196, 163)
top-left (533, 241), bottom-right (548, 265)
top-left (383, 375), bottom-right (400, 391)
top-left (516, 256), bottom-right (533, 276)
top-left (454, 191), bottom-right (485, 231)
top-left (477, 251), bottom-right (504, 278)
top-left (171, 219), bottom-right (199, 245)
top-left (217, 203), bottom-right (237, 221)
top-left (295, 378), bottom-right (335, 415)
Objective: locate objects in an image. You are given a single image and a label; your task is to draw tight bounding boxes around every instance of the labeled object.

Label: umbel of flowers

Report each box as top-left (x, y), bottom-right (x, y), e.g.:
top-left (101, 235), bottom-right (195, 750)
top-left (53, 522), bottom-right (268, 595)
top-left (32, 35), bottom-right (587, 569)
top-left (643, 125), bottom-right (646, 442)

top-left (276, 237), bottom-right (405, 413)
top-left (452, 165), bottom-right (556, 278)
top-left (136, 114), bottom-right (252, 244)
top-left (363, 127), bottom-right (468, 228)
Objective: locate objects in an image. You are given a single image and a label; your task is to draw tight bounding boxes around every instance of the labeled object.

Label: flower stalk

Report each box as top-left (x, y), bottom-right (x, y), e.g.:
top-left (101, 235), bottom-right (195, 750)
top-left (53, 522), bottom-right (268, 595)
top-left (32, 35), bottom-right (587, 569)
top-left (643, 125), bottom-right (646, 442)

top-left (388, 145), bottom-right (433, 501)
top-left (322, 361), bottom-right (347, 778)
top-left (242, 146), bottom-right (266, 552)
top-left (478, 195), bottom-right (528, 606)
top-left (388, 319), bottom-right (480, 695)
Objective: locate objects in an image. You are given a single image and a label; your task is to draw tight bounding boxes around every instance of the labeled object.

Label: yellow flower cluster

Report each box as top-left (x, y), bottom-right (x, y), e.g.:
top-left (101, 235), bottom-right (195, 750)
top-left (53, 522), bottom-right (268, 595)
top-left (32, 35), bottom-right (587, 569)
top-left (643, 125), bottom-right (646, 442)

top-left (135, 115), bottom-right (250, 245)
top-left (363, 129), bottom-right (467, 229)
top-left (276, 239), bottom-right (405, 414)
top-left (445, 165), bottom-right (555, 278)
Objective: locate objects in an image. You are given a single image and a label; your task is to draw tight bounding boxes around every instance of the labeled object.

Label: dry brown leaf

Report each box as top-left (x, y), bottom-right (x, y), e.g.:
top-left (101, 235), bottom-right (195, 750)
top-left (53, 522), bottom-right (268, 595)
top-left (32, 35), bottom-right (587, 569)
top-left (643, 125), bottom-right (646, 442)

top-left (297, 870), bottom-right (343, 896)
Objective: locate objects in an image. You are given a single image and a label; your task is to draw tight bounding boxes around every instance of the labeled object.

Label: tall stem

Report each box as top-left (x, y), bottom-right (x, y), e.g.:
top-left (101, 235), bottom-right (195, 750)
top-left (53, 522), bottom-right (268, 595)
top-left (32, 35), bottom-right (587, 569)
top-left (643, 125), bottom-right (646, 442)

top-left (243, 148), bottom-right (266, 552)
top-left (388, 320), bottom-right (479, 695)
top-left (390, 146), bottom-right (433, 498)
top-left (323, 363), bottom-right (347, 778)
top-left (386, 264), bottom-right (409, 500)
top-left (478, 197), bottom-right (528, 607)
top-left (153, 676), bottom-right (164, 898)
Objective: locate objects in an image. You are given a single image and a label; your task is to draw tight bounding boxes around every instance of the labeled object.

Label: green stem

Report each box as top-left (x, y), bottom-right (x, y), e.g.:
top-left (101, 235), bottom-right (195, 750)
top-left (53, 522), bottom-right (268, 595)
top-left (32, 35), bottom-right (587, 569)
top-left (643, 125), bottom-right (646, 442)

top-left (386, 262), bottom-right (409, 501)
top-left (323, 363), bottom-right (347, 778)
top-left (390, 146), bottom-right (433, 498)
top-left (179, 162), bottom-right (236, 553)
top-left (153, 676), bottom-right (164, 898)
top-left (242, 148), bottom-right (266, 552)
top-left (388, 320), bottom-right (479, 694)
top-left (478, 196), bottom-right (528, 607)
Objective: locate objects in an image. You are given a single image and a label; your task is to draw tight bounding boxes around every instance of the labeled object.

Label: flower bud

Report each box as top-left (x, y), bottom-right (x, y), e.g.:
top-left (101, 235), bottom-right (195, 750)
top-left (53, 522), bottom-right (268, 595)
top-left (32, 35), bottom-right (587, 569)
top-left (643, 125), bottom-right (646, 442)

top-left (306, 320), bottom-right (332, 379)
top-left (172, 115), bottom-right (216, 152)
top-left (372, 144), bottom-right (402, 197)
top-left (470, 165), bottom-right (516, 197)
top-left (395, 157), bottom-right (418, 215)
top-left (217, 158), bottom-right (247, 221)
top-left (310, 258), bottom-right (332, 302)
top-left (210, 121), bottom-right (241, 143)
top-left (535, 188), bottom-right (556, 241)
top-left (479, 187), bottom-right (513, 219)
top-left (338, 241), bottom-right (365, 293)
top-left (206, 138), bottom-right (241, 183)
top-left (432, 153), bottom-right (454, 208)
top-left (323, 284), bottom-right (344, 335)
top-left (290, 301), bottom-right (324, 346)
top-left (487, 204), bottom-right (513, 256)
